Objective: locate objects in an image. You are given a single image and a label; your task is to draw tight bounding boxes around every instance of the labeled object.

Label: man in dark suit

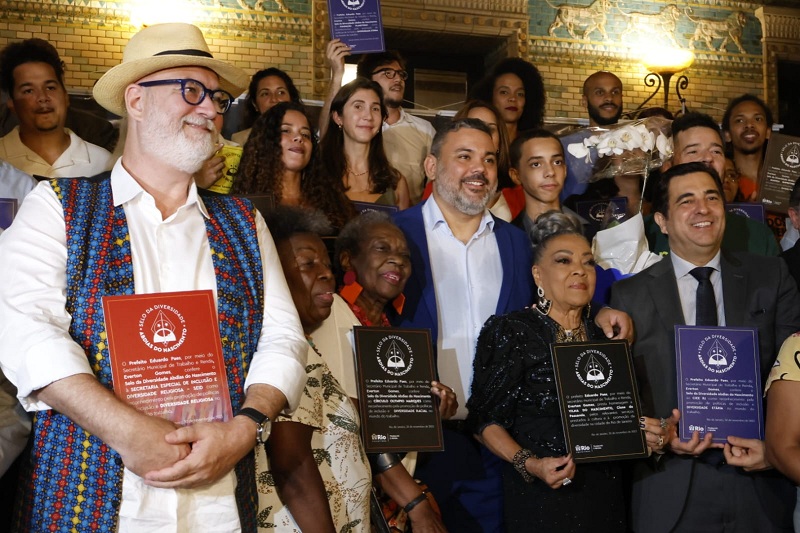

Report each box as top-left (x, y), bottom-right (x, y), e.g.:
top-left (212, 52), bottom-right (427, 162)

top-left (612, 161), bottom-right (800, 532)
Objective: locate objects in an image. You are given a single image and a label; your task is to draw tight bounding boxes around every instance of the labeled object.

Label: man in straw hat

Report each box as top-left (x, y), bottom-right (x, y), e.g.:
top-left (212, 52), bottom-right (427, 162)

top-left (0, 23), bottom-right (308, 531)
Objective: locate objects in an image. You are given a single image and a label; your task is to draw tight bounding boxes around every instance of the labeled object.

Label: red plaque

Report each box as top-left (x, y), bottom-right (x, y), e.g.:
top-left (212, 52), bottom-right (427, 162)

top-left (102, 290), bottom-right (232, 425)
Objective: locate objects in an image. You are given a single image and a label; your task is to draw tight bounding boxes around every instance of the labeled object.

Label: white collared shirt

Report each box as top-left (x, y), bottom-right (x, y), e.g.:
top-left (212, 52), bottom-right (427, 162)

top-left (671, 250), bottom-right (726, 326)
top-left (0, 126), bottom-right (114, 178)
top-left (422, 197), bottom-right (502, 419)
top-left (0, 158), bottom-right (307, 531)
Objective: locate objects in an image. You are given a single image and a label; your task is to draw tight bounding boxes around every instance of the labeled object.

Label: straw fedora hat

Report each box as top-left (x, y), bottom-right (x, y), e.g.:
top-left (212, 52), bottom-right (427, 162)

top-left (93, 23), bottom-right (249, 117)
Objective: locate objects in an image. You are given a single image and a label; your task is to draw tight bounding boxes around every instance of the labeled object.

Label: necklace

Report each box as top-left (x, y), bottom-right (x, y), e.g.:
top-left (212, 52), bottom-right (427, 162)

top-left (554, 320), bottom-right (587, 343)
top-left (347, 168), bottom-right (369, 177)
top-left (307, 336), bottom-right (323, 357)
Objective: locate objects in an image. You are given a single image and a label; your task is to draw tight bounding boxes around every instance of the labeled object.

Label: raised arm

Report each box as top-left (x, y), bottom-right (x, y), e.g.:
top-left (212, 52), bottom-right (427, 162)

top-left (318, 39), bottom-right (351, 137)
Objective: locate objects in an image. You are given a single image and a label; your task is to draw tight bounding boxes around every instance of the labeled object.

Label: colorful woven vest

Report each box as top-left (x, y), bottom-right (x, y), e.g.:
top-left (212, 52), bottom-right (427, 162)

top-left (15, 174), bottom-right (264, 532)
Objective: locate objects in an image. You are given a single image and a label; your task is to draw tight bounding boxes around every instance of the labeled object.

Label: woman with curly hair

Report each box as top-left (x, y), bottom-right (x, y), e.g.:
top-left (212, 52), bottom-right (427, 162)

top-left (234, 101), bottom-right (355, 230)
top-left (319, 78), bottom-right (411, 210)
top-left (471, 58), bottom-right (547, 142)
top-left (231, 67), bottom-right (302, 146)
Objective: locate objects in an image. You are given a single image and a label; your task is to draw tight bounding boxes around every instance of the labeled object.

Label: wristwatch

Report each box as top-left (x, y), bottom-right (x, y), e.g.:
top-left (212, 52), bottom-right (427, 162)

top-left (236, 407), bottom-right (272, 444)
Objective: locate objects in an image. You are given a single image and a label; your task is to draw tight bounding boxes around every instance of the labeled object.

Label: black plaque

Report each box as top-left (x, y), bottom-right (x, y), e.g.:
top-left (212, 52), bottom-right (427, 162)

top-left (551, 340), bottom-right (648, 463)
top-left (757, 132), bottom-right (800, 215)
top-left (353, 326), bottom-right (443, 453)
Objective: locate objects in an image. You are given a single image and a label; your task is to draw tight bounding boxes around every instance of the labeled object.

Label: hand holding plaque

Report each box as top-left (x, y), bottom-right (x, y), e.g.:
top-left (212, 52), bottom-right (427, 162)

top-left (550, 339), bottom-right (648, 463)
top-left (103, 290), bottom-right (233, 427)
top-left (675, 326), bottom-right (763, 444)
top-left (352, 326), bottom-right (443, 453)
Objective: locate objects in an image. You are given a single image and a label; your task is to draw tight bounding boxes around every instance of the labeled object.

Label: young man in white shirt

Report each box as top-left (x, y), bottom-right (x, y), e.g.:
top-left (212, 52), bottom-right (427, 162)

top-left (0, 38), bottom-right (113, 178)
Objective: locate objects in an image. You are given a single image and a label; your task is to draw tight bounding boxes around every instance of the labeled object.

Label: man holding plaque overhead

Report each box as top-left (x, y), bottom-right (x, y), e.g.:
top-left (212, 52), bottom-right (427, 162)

top-left (611, 161), bottom-right (800, 533)
top-left (0, 23), bottom-right (307, 531)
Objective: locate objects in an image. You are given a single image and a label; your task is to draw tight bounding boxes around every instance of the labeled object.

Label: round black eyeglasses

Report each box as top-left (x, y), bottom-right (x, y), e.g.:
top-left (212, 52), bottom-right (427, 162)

top-left (137, 78), bottom-right (234, 114)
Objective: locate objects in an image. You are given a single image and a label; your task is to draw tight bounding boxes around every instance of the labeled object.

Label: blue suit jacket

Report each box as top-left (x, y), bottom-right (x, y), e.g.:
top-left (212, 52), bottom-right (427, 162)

top-left (392, 202), bottom-right (535, 351)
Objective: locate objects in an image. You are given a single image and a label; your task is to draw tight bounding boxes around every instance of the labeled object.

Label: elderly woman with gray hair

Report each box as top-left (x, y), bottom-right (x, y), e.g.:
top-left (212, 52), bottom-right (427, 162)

top-left (466, 211), bottom-right (665, 532)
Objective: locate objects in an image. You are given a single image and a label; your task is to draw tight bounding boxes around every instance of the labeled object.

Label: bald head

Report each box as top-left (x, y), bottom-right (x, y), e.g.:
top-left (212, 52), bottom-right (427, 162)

top-left (582, 71), bottom-right (623, 127)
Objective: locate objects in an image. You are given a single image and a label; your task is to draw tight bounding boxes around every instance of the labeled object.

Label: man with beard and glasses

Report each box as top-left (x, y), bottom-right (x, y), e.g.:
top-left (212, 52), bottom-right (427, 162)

top-left (721, 94), bottom-right (773, 201)
top-left (560, 71), bottom-right (624, 200)
top-left (393, 118), bottom-right (632, 532)
top-left (0, 23), bottom-right (308, 532)
top-left (0, 38), bottom-right (113, 178)
top-left (323, 43), bottom-right (435, 204)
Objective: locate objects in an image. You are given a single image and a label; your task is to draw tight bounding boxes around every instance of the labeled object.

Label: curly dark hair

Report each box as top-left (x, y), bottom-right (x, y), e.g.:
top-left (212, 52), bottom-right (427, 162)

top-left (455, 100), bottom-right (514, 190)
top-left (470, 57), bottom-right (547, 132)
top-left (721, 93), bottom-right (773, 133)
top-left (235, 101), bottom-right (355, 230)
top-left (240, 68), bottom-right (302, 130)
top-left (318, 77), bottom-right (401, 196)
top-left (0, 38), bottom-right (65, 95)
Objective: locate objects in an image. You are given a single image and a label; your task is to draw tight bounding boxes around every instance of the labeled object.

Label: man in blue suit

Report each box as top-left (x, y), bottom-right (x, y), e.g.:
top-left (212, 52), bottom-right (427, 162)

top-left (394, 118), bottom-right (630, 532)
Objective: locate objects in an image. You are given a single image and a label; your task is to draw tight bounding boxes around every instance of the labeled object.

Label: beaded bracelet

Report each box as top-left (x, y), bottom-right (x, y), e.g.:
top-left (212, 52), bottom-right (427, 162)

top-left (512, 448), bottom-right (536, 483)
top-left (402, 491), bottom-right (429, 514)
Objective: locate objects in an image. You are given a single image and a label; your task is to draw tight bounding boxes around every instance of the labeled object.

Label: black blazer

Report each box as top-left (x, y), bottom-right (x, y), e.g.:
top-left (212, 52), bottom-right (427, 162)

top-left (611, 250), bottom-right (800, 533)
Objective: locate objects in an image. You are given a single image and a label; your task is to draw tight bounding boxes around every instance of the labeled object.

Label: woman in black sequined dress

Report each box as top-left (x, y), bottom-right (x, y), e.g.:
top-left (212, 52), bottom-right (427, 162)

top-left (466, 211), bottom-right (665, 533)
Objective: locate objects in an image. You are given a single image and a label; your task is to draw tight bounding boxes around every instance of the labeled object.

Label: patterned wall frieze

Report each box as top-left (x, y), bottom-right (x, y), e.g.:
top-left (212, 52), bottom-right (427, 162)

top-left (755, 6), bottom-right (800, 42)
top-left (530, 0), bottom-right (765, 61)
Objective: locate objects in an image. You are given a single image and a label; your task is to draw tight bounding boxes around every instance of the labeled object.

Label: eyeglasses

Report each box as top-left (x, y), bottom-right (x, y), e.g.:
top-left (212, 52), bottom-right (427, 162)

top-left (137, 78), bottom-right (234, 114)
top-left (723, 171), bottom-right (740, 184)
top-left (372, 68), bottom-right (408, 81)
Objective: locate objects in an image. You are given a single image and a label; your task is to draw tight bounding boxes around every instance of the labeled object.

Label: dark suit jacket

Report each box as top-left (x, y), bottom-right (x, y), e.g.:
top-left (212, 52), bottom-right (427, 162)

top-left (611, 250), bottom-right (800, 533)
top-left (781, 239), bottom-right (800, 289)
top-left (393, 201), bottom-right (534, 352)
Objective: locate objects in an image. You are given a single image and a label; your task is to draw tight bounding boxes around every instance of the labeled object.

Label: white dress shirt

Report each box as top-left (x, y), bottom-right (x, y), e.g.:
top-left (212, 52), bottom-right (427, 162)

top-left (0, 159), bottom-right (307, 531)
top-left (671, 250), bottom-right (726, 326)
top-left (0, 126), bottom-right (114, 178)
top-left (422, 197), bottom-right (503, 419)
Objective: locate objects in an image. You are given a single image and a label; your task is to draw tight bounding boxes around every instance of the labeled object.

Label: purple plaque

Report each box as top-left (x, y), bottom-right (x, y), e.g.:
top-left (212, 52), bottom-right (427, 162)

top-left (675, 326), bottom-right (762, 443)
top-left (726, 203), bottom-right (765, 223)
top-left (328, 0), bottom-right (385, 54)
top-left (0, 198), bottom-right (17, 230)
top-left (352, 200), bottom-right (398, 215)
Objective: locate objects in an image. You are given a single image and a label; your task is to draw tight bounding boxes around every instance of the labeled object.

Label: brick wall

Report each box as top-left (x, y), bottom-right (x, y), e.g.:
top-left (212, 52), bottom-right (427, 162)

top-left (0, 0), bottom-right (771, 125)
top-left (0, 2), bottom-right (313, 100)
top-left (529, 0), bottom-right (766, 123)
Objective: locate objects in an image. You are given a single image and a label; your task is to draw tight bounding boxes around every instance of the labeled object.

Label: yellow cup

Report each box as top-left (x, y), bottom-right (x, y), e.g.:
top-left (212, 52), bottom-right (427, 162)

top-left (207, 145), bottom-right (243, 195)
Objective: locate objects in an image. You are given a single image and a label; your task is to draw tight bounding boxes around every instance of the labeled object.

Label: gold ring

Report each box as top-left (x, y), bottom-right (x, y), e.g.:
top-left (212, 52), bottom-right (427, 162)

top-left (657, 436), bottom-right (664, 446)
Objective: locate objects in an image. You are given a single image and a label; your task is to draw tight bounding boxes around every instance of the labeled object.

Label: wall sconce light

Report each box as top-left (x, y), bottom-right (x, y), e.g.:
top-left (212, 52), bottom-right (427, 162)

top-left (637, 48), bottom-right (695, 113)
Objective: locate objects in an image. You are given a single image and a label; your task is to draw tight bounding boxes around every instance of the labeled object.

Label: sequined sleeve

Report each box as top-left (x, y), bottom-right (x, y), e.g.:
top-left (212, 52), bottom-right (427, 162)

top-left (466, 309), bottom-right (554, 435)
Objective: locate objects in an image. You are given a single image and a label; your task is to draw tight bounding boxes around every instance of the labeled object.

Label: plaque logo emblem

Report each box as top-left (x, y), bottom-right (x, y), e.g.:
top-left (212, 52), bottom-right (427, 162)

top-left (780, 142), bottom-right (800, 169)
top-left (375, 335), bottom-right (414, 376)
top-left (138, 305), bottom-right (188, 353)
top-left (696, 335), bottom-right (737, 374)
top-left (340, 0), bottom-right (365, 11)
top-left (574, 349), bottom-right (613, 389)
top-left (588, 202), bottom-right (625, 224)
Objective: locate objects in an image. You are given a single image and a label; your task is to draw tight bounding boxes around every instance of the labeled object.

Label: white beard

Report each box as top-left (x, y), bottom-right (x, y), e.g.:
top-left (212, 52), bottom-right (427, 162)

top-left (139, 96), bottom-right (217, 175)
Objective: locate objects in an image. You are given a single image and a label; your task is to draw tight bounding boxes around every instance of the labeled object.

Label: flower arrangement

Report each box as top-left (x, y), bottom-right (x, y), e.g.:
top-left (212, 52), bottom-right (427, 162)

top-left (567, 117), bottom-right (672, 181)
